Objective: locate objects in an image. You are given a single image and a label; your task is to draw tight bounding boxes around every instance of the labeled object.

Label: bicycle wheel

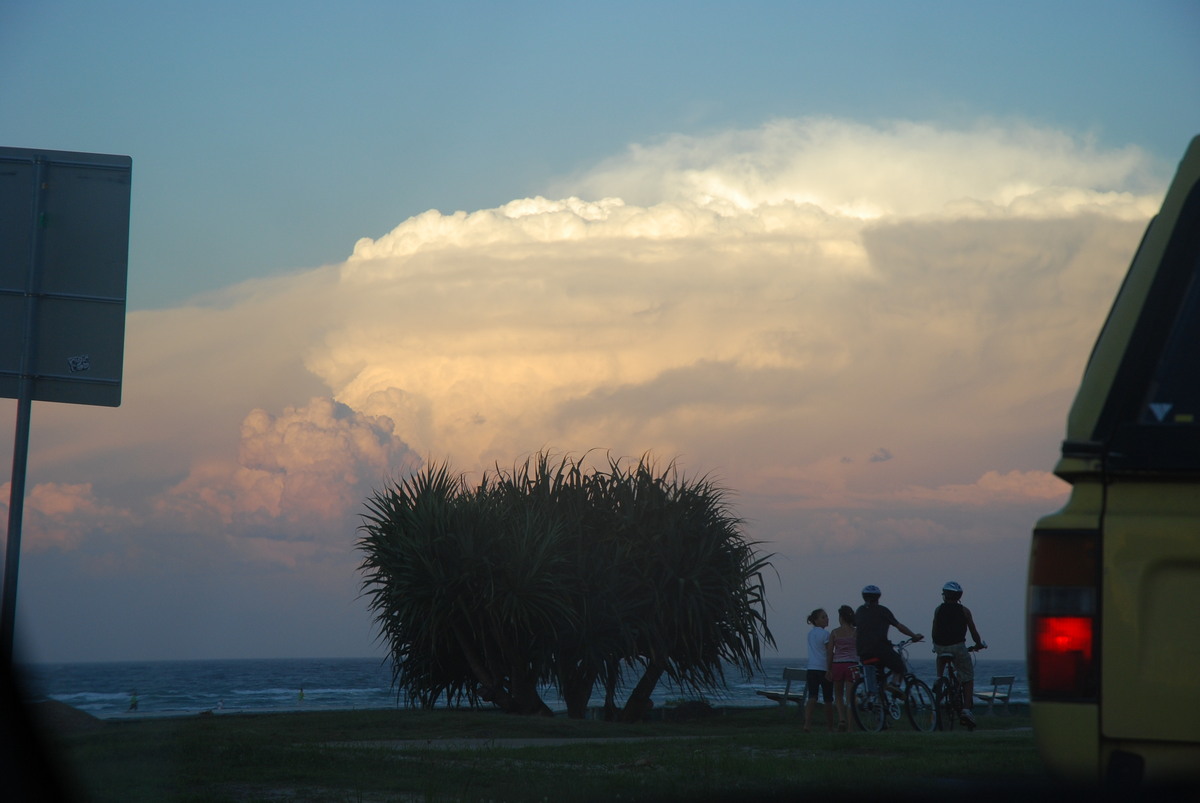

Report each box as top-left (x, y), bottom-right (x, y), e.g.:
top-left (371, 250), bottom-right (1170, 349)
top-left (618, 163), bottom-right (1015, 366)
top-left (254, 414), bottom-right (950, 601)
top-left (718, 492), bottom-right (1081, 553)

top-left (905, 678), bottom-right (937, 732)
top-left (851, 676), bottom-right (885, 731)
top-left (932, 677), bottom-right (956, 731)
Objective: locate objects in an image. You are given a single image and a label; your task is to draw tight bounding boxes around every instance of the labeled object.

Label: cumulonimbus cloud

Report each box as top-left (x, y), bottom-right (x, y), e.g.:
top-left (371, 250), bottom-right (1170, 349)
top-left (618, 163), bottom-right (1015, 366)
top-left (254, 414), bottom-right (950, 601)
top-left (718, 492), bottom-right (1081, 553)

top-left (7, 117), bottom-right (1161, 564)
top-left (316, 119), bottom-right (1156, 518)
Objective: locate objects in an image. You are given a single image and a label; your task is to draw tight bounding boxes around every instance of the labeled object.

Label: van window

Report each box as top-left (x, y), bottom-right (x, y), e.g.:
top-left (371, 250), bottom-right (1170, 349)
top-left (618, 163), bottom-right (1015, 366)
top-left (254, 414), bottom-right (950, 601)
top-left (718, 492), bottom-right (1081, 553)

top-left (1102, 182), bottom-right (1200, 471)
top-left (1137, 258), bottom-right (1200, 427)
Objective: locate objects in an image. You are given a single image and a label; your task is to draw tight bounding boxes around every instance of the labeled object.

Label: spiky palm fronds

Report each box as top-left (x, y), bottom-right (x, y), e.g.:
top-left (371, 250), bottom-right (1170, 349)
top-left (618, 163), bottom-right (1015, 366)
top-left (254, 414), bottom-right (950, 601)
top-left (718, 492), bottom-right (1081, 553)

top-left (357, 463), bottom-right (476, 707)
top-left (357, 451), bottom-right (774, 719)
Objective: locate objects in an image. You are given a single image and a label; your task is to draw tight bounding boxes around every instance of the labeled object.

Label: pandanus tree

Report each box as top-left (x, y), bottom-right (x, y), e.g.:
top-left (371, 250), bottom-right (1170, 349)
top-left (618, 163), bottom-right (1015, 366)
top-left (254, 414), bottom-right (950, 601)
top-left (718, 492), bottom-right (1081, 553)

top-left (357, 463), bottom-right (572, 714)
top-left (357, 452), bottom-right (774, 719)
top-left (595, 457), bottom-right (776, 722)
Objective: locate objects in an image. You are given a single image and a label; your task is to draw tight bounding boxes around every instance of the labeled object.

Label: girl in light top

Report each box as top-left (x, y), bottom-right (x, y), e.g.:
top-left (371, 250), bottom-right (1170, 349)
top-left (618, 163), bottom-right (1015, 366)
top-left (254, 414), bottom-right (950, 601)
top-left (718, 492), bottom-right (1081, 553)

top-left (804, 608), bottom-right (835, 732)
top-left (827, 604), bottom-right (858, 732)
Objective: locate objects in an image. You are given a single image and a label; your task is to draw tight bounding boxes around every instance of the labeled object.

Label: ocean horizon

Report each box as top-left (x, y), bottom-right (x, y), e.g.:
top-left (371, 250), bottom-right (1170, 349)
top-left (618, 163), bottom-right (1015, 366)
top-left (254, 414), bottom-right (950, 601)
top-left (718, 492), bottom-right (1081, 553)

top-left (17, 654), bottom-right (1028, 720)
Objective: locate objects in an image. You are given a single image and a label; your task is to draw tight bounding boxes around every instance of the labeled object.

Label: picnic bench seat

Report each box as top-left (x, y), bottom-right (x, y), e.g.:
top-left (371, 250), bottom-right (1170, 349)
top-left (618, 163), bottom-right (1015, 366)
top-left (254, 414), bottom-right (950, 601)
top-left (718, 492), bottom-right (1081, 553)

top-left (973, 675), bottom-right (1015, 714)
top-left (756, 667), bottom-right (806, 713)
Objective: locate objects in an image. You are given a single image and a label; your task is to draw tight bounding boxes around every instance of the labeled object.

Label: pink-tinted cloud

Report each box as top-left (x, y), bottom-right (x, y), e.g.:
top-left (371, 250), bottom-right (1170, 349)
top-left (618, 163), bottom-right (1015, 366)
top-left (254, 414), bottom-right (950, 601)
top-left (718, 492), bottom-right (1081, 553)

top-left (0, 481), bottom-right (136, 552)
top-left (891, 469), bottom-right (1070, 507)
top-left (157, 396), bottom-right (419, 537)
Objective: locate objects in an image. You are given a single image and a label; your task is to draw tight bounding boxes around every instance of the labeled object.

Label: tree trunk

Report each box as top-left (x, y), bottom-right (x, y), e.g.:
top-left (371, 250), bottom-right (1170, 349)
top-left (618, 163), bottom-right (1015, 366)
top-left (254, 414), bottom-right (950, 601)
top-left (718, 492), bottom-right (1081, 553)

top-left (491, 630), bottom-right (553, 717)
top-left (558, 662), bottom-right (598, 719)
top-left (619, 661), bottom-right (665, 723)
top-left (508, 658), bottom-right (554, 717)
top-left (603, 658), bottom-right (620, 721)
top-left (453, 625), bottom-right (520, 713)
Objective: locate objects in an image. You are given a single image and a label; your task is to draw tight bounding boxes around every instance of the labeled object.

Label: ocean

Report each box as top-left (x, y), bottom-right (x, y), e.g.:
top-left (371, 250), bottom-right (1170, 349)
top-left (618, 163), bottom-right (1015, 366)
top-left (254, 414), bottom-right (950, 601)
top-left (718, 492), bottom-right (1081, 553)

top-left (17, 654), bottom-right (1027, 720)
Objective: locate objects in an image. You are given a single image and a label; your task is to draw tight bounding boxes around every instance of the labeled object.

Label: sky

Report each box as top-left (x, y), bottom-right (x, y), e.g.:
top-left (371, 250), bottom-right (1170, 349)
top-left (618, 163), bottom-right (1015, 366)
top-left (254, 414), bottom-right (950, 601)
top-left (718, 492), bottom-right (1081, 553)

top-left (2, 1), bottom-right (1199, 666)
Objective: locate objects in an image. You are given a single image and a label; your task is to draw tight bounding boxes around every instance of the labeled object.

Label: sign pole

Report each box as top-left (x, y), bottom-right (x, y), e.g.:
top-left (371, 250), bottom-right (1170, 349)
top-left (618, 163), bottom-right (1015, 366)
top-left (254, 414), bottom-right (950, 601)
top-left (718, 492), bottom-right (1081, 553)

top-left (1, 389), bottom-right (32, 667)
top-left (1, 156), bottom-right (45, 667)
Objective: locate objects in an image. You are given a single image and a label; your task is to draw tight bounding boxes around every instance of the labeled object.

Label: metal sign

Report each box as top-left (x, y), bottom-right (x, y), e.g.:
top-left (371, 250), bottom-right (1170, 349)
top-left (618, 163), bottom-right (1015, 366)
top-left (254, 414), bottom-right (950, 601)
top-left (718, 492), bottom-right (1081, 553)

top-left (1, 147), bottom-right (132, 406)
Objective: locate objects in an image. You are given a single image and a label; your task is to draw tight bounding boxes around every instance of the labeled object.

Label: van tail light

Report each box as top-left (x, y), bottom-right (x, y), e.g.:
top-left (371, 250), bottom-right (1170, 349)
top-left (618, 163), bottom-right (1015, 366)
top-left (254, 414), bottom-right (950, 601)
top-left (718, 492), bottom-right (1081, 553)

top-left (1027, 530), bottom-right (1100, 700)
top-left (1031, 613), bottom-right (1095, 695)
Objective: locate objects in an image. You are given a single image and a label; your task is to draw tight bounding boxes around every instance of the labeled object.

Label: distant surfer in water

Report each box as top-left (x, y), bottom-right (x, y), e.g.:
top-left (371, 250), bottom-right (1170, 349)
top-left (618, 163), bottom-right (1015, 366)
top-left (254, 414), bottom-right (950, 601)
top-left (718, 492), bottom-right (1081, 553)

top-left (128, 690), bottom-right (139, 711)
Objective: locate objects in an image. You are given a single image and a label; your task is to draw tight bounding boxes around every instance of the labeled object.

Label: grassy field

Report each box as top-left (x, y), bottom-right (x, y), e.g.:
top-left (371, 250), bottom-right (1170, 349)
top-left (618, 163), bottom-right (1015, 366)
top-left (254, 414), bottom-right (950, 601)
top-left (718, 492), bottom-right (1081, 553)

top-left (33, 703), bottom-right (1054, 802)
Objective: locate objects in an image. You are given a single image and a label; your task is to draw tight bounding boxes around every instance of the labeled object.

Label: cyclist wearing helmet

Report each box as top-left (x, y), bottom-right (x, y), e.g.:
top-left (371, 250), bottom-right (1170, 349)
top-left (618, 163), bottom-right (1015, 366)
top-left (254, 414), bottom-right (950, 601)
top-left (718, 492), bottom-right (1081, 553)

top-left (855, 585), bottom-right (923, 687)
top-left (932, 581), bottom-right (985, 725)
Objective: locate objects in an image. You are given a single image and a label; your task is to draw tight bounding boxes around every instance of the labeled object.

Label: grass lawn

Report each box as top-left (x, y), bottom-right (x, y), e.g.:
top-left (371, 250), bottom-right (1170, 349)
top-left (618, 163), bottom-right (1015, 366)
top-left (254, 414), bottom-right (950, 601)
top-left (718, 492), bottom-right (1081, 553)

top-left (33, 703), bottom-right (1055, 802)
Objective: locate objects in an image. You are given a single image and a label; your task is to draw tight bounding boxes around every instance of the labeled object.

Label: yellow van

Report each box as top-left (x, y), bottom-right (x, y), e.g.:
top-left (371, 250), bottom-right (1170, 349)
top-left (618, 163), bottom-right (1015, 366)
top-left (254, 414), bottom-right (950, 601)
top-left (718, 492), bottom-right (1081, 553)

top-left (1028, 135), bottom-right (1200, 787)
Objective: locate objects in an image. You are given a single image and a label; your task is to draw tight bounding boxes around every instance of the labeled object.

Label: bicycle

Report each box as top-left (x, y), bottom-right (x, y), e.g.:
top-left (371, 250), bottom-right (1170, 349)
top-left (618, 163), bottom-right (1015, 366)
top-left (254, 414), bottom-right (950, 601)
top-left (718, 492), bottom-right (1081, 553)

top-left (932, 642), bottom-right (986, 731)
top-left (850, 638), bottom-right (937, 732)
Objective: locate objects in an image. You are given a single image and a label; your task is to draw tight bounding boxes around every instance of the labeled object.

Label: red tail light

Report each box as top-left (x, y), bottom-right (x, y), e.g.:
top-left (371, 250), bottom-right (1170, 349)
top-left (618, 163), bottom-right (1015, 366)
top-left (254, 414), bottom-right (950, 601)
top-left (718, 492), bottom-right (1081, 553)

top-left (1027, 529), bottom-right (1099, 699)
top-left (1032, 615), bottom-right (1095, 695)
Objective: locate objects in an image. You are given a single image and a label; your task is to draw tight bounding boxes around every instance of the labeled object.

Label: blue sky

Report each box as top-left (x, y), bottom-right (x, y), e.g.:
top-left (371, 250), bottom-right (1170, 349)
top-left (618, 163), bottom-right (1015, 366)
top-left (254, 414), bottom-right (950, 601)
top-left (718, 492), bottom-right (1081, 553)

top-left (2, 1), bottom-right (1199, 664)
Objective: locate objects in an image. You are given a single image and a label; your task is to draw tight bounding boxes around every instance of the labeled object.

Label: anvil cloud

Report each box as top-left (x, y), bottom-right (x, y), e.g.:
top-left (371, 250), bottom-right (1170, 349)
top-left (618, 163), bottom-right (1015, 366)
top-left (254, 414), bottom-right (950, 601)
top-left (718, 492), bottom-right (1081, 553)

top-left (3, 119), bottom-right (1160, 661)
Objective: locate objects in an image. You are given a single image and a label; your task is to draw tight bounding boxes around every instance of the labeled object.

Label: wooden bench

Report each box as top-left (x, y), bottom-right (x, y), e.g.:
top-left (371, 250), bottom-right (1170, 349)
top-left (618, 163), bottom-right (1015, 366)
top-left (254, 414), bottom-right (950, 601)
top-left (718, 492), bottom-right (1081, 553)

top-left (973, 675), bottom-right (1015, 714)
top-left (755, 667), bottom-right (806, 713)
